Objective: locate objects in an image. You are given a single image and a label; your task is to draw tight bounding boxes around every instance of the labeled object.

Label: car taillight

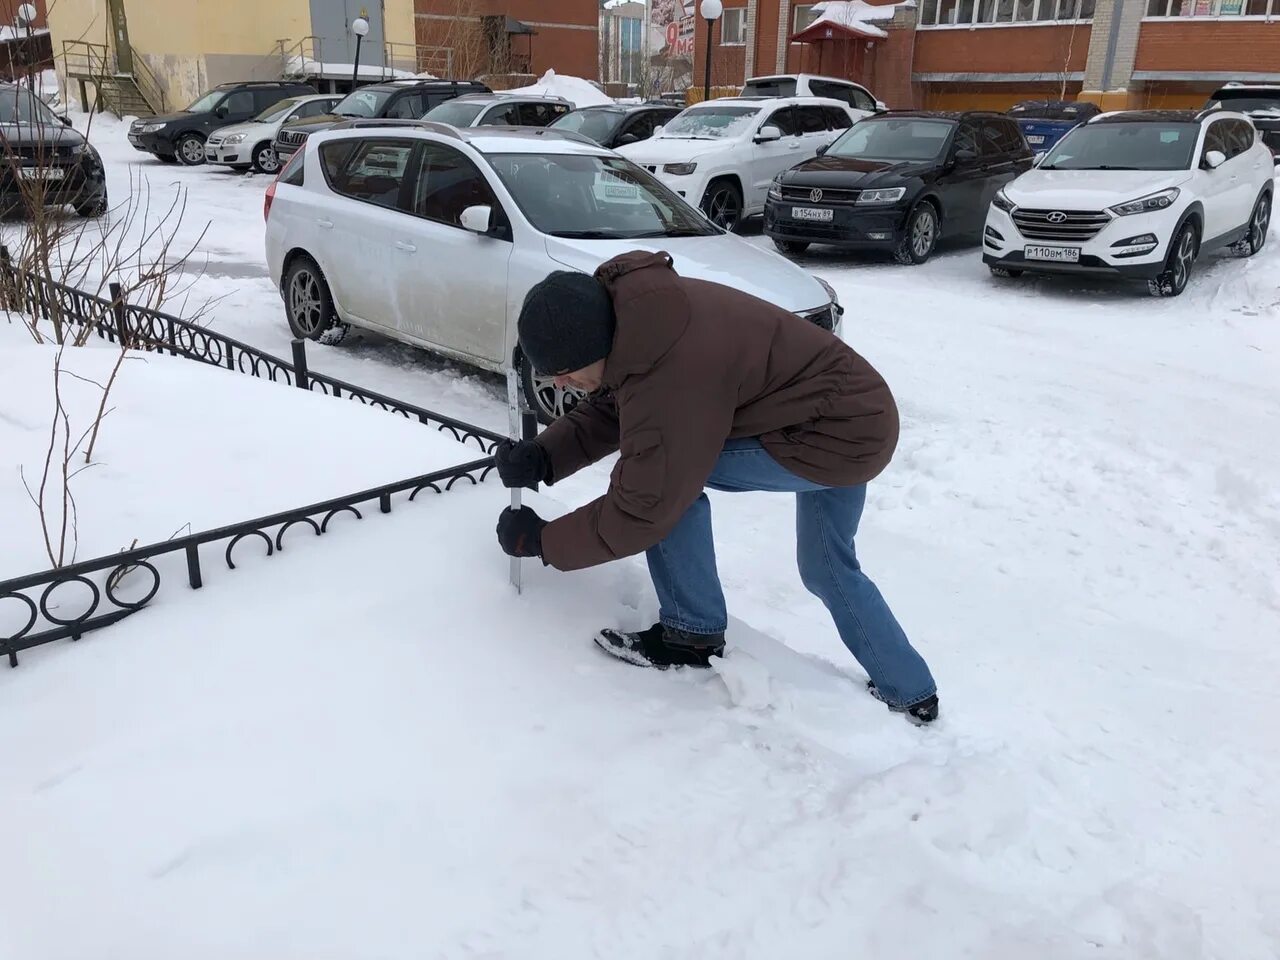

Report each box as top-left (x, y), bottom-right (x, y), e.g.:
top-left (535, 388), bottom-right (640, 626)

top-left (264, 179), bottom-right (277, 221)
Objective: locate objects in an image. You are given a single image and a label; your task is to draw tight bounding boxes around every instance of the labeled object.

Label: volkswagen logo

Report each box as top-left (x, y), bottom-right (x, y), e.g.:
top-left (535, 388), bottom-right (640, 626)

top-left (809, 188), bottom-right (823, 203)
top-left (1047, 211), bottom-right (1068, 223)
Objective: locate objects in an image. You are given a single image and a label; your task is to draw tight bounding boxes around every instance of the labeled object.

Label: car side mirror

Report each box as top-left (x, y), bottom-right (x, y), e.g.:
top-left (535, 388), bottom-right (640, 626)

top-left (755, 124), bottom-right (782, 143)
top-left (816, 143), bottom-right (829, 156)
top-left (874, 100), bottom-right (888, 113)
top-left (1032, 151), bottom-right (1046, 167)
top-left (652, 124), bottom-right (665, 137)
top-left (1204, 149), bottom-right (1226, 170)
top-left (953, 148), bottom-right (978, 164)
top-left (215, 105), bottom-right (229, 119)
top-left (617, 132), bottom-right (640, 145)
top-left (460, 204), bottom-right (493, 235)
top-left (59, 115), bottom-right (72, 127)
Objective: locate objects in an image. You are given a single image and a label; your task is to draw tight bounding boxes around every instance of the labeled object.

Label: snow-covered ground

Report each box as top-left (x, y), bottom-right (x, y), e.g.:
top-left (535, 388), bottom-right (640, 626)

top-left (1, 111), bottom-right (1278, 959)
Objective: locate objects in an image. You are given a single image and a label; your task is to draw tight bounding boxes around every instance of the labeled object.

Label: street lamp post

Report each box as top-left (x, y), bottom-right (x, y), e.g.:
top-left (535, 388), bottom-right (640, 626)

top-left (351, 17), bottom-right (370, 92)
top-left (699, 0), bottom-right (723, 104)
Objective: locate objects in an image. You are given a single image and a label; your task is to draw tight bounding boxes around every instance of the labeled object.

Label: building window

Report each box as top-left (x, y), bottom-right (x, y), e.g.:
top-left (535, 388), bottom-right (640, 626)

top-left (1146, 0), bottom-right (1274, 14)
top-left (793, 3), bottom-right (822, 32)
top-left (919, 0), bottom-right (1095, 23)
top-left (721, 7), bottom-right (747, 44)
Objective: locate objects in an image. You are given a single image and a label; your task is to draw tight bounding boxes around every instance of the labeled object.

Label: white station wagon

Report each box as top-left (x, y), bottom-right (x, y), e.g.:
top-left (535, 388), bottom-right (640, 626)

top-left (263, 121), bottom-right (843, 421)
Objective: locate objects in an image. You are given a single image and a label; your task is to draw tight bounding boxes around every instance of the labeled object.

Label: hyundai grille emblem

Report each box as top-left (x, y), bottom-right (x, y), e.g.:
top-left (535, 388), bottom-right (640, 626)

top-left (810, 188), bottom-right (823, 203)
top-left (1047, 211), bottom-right (1068, 223)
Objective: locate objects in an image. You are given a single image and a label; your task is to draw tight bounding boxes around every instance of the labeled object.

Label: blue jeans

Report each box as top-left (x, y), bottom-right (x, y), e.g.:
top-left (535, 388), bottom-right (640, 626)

top-left (646, 438), bottom-right (937, 708)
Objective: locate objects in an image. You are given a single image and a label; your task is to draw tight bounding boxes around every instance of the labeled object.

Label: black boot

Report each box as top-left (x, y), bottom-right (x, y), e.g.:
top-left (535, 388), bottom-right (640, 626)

top-left (866, 681), bottom-right (940, 725)
top-left (594, 623), bottom-right (725, 669)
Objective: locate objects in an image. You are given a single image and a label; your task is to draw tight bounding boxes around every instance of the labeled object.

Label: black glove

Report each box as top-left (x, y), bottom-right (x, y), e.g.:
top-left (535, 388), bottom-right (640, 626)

top-left (496, 506), bottom-right (546, 559)
top-left (494, 439), bottom-right (550, 489)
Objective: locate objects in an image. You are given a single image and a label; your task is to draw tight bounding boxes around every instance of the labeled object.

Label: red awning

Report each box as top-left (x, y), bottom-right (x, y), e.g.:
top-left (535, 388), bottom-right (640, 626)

top-left (789, 19), bottom-right (886, 43)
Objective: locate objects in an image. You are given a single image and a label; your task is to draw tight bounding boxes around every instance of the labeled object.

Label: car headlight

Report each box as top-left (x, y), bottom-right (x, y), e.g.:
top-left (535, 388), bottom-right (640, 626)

top-left (768, 176), bottom-right (782, 201)
top-left (855, 187), bottom-right (906, 205)
top-left (815, 276), bottom-right (842, 313)
top-left (1109, 188), bottom-right (1180, 217)
top-left (992, 188), bottom-right (1016, 213)
top-left (663, 162), bottom-right (697, 176)
top-left (222, 133), bottom-right (246, 145)
top-left (139, 122), bottom-right (165, 134)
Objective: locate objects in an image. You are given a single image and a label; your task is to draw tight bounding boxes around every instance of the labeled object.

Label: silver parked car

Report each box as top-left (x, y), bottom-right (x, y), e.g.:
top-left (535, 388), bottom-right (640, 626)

top-left (204, 94), bottom-right (342, 174)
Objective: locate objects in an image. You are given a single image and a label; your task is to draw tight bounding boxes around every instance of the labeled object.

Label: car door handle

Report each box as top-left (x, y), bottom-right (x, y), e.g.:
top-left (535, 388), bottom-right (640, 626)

top-left (316, 218), bottom-right (334, 229)
top-left (395, 240), bottom-right (417, 253)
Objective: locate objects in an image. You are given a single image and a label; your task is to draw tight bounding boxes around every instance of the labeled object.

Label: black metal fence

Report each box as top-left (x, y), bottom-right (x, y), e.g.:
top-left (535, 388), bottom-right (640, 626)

top-left (0, 250), bottom-right (515, 667)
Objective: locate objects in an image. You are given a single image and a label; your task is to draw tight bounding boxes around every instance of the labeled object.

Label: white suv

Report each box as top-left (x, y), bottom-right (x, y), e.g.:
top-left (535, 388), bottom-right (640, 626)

top-left (263, 121), bottom-right (843, 421)
top-left (616, 97), bottom-right (866, 231)
top-left (983, 109), bottom-right (1274, 297)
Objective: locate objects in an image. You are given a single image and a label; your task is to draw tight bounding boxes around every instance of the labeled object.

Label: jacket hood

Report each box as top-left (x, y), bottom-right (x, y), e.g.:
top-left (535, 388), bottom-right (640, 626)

top-left (1006, 168), bottom-right (1192, 207)
top-left (543, 234), bottom-right (826, 314)
top-left (781, 154), bottom-right (935, 188)
top-left (593, 252), bottom-right (688, 387)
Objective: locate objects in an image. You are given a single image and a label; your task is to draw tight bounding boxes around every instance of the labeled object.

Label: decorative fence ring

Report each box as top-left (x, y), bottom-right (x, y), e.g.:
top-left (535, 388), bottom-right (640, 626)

top-left (104, 561), bottom-right (161, 611)
top-left (275, 517), bottom-right (322, 551)
top-left (408, 482), bottom-right (442, 501)
top-left (0, 590), bottom-right (39, 641)
top-left (225, 530), bottom-right (274, 570)
top-left (39, 576), bottom-right (102, 627)
top-left (445, 473), bottom-right (479, 491)
top-left (320, 505), bottom-right (362, 533)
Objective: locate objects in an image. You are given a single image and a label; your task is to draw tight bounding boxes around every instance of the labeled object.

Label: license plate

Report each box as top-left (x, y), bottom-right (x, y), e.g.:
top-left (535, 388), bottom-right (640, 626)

top-left (19, 167), bottom-right (65, 180)
top-left (1026, 135), bottom-right (1045, 145)
top-left (791, 207), bottom-right (833, 222)
top-left (1024, 245), bottom-right (1080, 262)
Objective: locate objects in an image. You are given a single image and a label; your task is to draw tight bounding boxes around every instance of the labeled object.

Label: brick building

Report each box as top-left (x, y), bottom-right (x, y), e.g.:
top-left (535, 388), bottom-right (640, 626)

top-left (689, 0), bottom-right (1280, 110)
top-left (415, 0), bottom-right (599, 81)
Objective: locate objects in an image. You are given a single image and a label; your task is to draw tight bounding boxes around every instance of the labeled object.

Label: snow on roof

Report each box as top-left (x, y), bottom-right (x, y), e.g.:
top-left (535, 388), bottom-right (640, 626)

top-left (503, 70), bottom-right (613, 108)
top-left (0, 25), bottom-right (49, 42)
top-left (802, 0), bottom-right (912, 37)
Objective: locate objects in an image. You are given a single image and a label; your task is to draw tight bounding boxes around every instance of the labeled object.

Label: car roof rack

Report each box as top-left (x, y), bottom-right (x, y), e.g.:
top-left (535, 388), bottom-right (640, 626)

top-left (326, 118), bottom-right (463, 139)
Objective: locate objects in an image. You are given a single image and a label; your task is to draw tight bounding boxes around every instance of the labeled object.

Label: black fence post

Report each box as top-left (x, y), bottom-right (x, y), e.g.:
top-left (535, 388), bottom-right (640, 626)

top-left (165, 316), bottom-right (178, 357)
top-left (185, 545), bottom-right (203, 589)
top-left (291, 338), bottom-right (309, 391)
top-left (109, 281), bottom-right (129, 349)
top-left (0, 244), bottom-right (11, 311)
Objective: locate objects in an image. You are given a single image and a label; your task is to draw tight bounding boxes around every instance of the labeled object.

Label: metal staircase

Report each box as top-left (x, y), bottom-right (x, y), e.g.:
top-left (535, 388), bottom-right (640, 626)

top-left (62, 40), bottom-right (165, 118)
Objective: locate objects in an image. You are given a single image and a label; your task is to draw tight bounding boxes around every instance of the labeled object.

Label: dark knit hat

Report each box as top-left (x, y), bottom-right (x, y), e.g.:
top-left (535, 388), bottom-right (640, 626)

top-left (518, 271), bottom-right (616, 375)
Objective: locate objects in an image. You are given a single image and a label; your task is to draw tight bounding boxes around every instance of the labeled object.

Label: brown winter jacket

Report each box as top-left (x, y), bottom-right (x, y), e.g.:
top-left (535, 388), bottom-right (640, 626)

top-left (537, 251), bottom-right (899, 572)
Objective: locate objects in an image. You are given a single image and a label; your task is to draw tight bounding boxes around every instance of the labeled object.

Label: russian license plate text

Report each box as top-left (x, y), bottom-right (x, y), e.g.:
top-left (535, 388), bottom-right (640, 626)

top-left (1024, 245), bottom-right (1080, 263)
top-left (791, 207), bottom-right (833, 222)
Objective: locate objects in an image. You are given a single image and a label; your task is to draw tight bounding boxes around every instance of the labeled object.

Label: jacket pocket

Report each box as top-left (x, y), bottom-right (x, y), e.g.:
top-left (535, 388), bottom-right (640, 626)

top-left (611, 428), bottom-right (665, 512)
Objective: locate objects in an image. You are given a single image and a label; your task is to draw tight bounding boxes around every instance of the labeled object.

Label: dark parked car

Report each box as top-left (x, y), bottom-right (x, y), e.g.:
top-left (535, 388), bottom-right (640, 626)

top-left (764, 111), bottom-right (1032, 264)
top-left (1204, 83), bottom-right (1280, 159)
top-left (548, 102), bottom-right (684, 149)
top-left (1008, 99), bottom-right (1100, 152)
top-left (273, 79), bottom-right (491, 162)
top-left (128, 81), bottom-right (316, 166)
top-left (0, 83), bottom-right (107, 217)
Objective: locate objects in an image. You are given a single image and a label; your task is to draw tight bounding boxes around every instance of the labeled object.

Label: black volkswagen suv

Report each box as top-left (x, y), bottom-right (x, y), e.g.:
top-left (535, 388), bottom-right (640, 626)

top-left (1, 83), bottom-right (107, 217)
top-left (764, 111), bottom-right (1032, 264)
top-left (274, 79), bottom-right (490, 162)
top-left (128, 80), bottom-right (316, 165)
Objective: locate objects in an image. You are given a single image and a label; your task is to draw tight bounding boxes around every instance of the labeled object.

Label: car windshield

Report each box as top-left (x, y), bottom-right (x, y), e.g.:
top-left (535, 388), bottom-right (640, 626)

top-left (185, 89), bottom-right (226, 113)
top-left (1206, 92), bottom-right (1280, 116)
top-left (1040, 122), bottom-right (1199, 171)
top-left (424, 100), bottom-right (486, 126)
top-left (486, 152), bottom-right (719, 239)
top-left (661, 106), bottom-right (759, 139)
top-left (829, 118), bottom-right (953, 161)
top-left (332, 88), bottom-right (393, 118)
top-left (254, 98), bottom-right (303, 123)
top-left (550, 108), bottom-right (626, 143)
top-left (0, 87), bottom-right (58, 124)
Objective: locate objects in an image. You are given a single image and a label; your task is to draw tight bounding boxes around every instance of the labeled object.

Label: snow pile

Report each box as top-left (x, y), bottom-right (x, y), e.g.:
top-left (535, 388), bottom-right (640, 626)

top-left (0, 326), bottom-right (476, 580)
top-left (284, 56), bottom-right (413, 81)
top-left (505, 69), bottom-right (614, 108)
top-left (804, 0), bottom-right (913, 37)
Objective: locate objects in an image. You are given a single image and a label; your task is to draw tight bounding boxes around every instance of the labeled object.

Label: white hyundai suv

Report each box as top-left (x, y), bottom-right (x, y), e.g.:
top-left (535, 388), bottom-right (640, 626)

top-left (983, 109), bottom-right (1274, 297)
top-left (616, 97), bottom-right (867, 231)
top-left (263, 121), bottom-right (843, 421)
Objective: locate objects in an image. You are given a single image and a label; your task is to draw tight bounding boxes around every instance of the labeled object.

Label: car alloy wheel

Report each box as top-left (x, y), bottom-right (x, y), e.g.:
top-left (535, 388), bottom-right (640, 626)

top-left (702, 182), bottom-right (742, 231)
top-left (911, 208), bottom-right (937, 259)
top-left (1149, 223), bottom-right (1197, 297)
top-left (289, 268), bottom-right (324, 336)
top-left (518, 354), bottom-right (585, 424)
top-left (253, 143), bottom-right (280, 174)
top-left (176, 134), bottom-right (206, 165)
top-left (1249, 194), bottom-right (1270, 253)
